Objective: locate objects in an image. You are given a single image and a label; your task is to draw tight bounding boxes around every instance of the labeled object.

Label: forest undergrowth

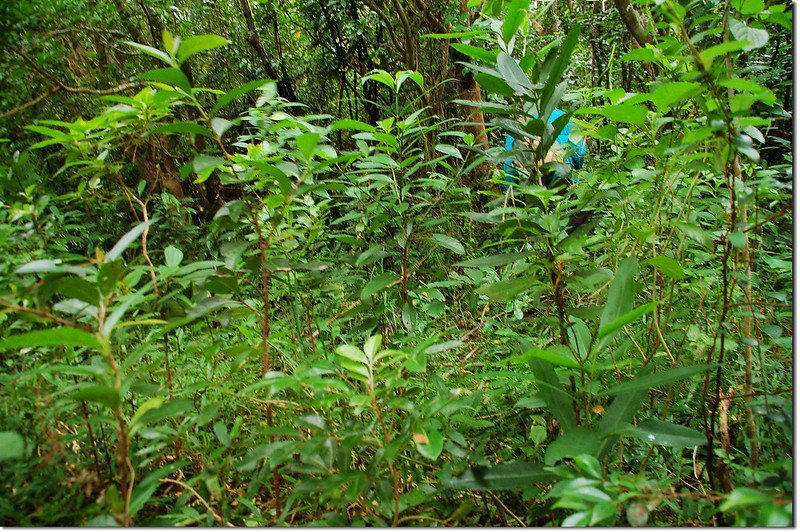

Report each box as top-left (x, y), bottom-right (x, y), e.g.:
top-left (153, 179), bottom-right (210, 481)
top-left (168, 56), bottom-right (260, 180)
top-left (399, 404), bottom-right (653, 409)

top-left (0, 0), bottom-right (792, 526)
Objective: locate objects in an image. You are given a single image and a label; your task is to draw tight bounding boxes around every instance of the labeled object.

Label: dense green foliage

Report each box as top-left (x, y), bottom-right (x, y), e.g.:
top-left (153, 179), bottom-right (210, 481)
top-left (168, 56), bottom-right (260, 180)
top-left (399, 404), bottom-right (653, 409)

top-left (0, 0), bottom-right (792, 526)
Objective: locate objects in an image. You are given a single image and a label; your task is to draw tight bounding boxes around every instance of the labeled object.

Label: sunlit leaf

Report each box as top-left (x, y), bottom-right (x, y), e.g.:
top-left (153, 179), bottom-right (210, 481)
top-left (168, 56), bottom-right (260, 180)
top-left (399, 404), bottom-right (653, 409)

top-left (0, 327), bottom-right (100, 351)
top-left (0, 432), bottom-right (25, 461)
top-left (176, 35), bottom-right (230, 63)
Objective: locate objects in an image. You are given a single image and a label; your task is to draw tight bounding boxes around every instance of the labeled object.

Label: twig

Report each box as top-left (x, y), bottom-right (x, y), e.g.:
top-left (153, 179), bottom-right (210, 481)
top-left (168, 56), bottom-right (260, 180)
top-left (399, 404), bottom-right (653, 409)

top-left (396, 514), bottom-right (450, 525)
top-left (488, 491), bottom-right (525, 526)
top-left (0, 85), bottom-right (59, 120)
top-left (725, 387), bottom-right (791, 401)
top-left (0, 297), bottom-right (94, 331)
top-left (743, 207), bottom-right (788, 234)
top-left (2, 43), bottom-right (140, 95)
top-left (161, 478), bottom-right (230, 525)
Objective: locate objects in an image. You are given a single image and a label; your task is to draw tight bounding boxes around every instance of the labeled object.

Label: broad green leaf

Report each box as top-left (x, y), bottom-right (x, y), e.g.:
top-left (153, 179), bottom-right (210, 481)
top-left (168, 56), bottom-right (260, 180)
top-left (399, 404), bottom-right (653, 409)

top-left (515, 395), bottom-right (547, 409)
top-left (562, 512), bottom-right (591, 527)
top-left (213, 421), bottom-right (231, 447)
top-left (476, 275), bottom-right (541, 302)
top-left (184, 296), bottom-right (235, 323)
top-left (71, 385), bottom-right (121, 409)
top-left (211, 117), bottom-right (234, 136)
top-left (355, 245), bottom-right (390, 267)
top-left (729, 230), bottom-right (746, 249)
top-left (193, 154), bottom-right (225, 174)
top-left (424, 340), bottom-right (464, 354)
top-left (136, 398), bottom-right (194, 426)
top-left (529, 425), bottom-right (547, 446)
top-left (25, 125), bottom-right (70, 139)
top-left (574, 454), bottom-right (603, 479)
top-left (106, 221), bottom-right (152, 262)
top-left (0, 327), bottom-right (100, 351)
top-left (699, 40), bottom-right (749, 67)
top-left (296, 132), bottom-right (321, 160)
top-left (129, 397), bottom-right (165, 437)
top-left (431, 233), bottom-right (465, 255)
top-left (360, 273), bottom-right (399, 301)
top-left (593, 104), bottom-right (648, 126)
top-left (528, 358), bottom-right (577, 431)
top-left (124, 41), bottom-right (176, 66)
top-left (502, 0), bottom-right (529, 45)
top-left (335, 344), bottom-right (368, 364)
top-left (620, 47), bottom-right (658, 62)
top-left (732, 0), bottom-right (765, 15)
top-left (613, 419), bottom-right (705, 448)
top-left (566, 316), bottom-right (592, 359)
top-left (434, 143), bottom-right (463, 160)
top-left (363, 335), bottom-right (382, 361)
top-left (496, 52), bottom-right (533, 96)
top-left (340, 359), bottom-right (370, 380)
top-left (644, 255), bottom-right (685, 280)
top-left (176, 35), bottom-right (230, 63)
top-left (58, 277), bottom-right (100, 306)
top-left (86, 515), bottom-right (119, 527)
top-left (552, 484), bottom-right (611, 505)
top-left (521, 345), bottom-right (581, 369)
top-left (598, 364), bottom-right (714, 397)
top-left (164, 245), bottom-right (183, 268)
top-left (675, 221), bottom-right (713, 249)
top-left (652, 82), bottom-right (700, 112)
top-left (473, 72), bottom-right (515, 96)
top-left (450, 43), bottom-right (498, 63)
top-left (596, 365), bottom-right (653, 458)
top-left (405, 349), bottom-right (427, 373)
top-left (597, 302), bottom-right (657, 341)
top-left (456, 251), bottom-right (533, 268)
top-left (238, 441), bottom-right (296, 471)
top-left (719, 487), bottom-right (773, 512)
top-left (728, 18), bottom-right (769, 51)
top-left (599, 255), bottom-right (638, 332)
top-left (15, 259), bottom-right (84, 275)
top-left (591, 502), bottom-right (618, 525)
top-left (0, 432), bottom-right (25, 460)
top-left (415, 428), bottom-right (443, 460)
top-left (443, 461), bottom-right (556, 490)
top-left (719, 78), bottom-right (775, 105)
top-left (544, 428), bottom-right (602, 465)
top-left (162, 29), bottom-right (177, 56)
top-left (451, 99), bottom-right (516, 114)
top-left (395, 70), bottom-right (423, 91)
top-left (540, 25), bottom-right (581, 120)
top-left (139, 68), bottom-right (191, 93)
top-left (540, 82), bottom-right (568, 128)
top-left (212, 80), bottom-right (274, 115)
top-left (362, 69), bottom-right (395, 90)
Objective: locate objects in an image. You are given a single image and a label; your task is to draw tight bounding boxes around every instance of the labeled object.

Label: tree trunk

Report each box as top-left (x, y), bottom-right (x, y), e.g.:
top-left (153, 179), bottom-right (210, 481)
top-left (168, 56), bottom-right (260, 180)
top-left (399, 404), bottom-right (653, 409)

top-left (137, 0), bottom-right (164, 48)
top-left (111, 0), bottom-right (145, 44)
top-left (239, 0), bottom-right (296, 101)
top-left (269, 9), bottom-right (298, 101)
top-left (455, 0), bottom-right (488, 151)
top-left (612, 0), bottom-right (658, 77)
